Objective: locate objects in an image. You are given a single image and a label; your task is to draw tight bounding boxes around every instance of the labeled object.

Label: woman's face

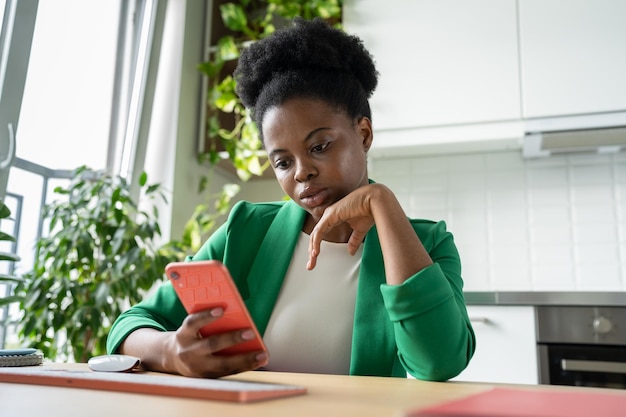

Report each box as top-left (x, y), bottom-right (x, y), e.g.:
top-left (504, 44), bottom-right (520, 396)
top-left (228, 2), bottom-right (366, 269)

top-left (262, 98), bottom-right (373, 222)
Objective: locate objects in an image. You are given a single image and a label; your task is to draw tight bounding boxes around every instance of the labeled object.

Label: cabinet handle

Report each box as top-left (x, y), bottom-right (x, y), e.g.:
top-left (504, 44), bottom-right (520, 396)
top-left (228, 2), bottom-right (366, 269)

top-left (469, 316), bottom-right (490, 324)
top-left (561, 359), bottom-right (626, 374)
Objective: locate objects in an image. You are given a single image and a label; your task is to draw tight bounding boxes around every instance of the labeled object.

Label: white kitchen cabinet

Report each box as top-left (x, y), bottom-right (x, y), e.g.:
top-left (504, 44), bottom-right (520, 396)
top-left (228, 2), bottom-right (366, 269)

top-left (343, 0), bottom-right (522, 132)
top-left (519, 0), bottom-right (626, 118)
top-left (452, 306), bottom-right (538, 385)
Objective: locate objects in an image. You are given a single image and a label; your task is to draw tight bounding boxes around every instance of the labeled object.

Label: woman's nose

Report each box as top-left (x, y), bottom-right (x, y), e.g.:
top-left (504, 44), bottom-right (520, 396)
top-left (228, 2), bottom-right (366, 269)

top-left (294, 159), bottom-right (317, 182)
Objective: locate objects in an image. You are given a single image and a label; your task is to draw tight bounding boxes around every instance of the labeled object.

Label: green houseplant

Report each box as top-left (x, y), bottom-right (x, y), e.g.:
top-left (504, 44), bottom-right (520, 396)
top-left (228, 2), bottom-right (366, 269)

top-left (11, 166), bottom-right (181, 362)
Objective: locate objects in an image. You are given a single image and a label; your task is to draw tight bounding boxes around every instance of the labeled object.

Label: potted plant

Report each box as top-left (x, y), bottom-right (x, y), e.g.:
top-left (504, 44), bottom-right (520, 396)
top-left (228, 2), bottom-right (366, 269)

top-left (9, 166), bottom-right (182, 362)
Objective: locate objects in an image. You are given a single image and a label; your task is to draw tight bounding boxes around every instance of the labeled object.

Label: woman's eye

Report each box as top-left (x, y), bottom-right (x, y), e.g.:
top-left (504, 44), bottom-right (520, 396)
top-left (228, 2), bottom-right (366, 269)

top-left (274, 160), bottom-right (289, 169)
top-left (311, 142), bottom-right (329, 153)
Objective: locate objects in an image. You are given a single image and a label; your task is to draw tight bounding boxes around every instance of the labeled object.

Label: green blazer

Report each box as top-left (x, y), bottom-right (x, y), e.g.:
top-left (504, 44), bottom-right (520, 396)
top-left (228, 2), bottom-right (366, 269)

top-left (107, 199), bottom-right (475, 381)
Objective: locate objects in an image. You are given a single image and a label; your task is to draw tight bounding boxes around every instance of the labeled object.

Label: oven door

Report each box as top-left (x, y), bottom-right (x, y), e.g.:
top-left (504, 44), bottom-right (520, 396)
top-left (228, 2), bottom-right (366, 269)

top-left (538, 344), bottom-right (626, 389)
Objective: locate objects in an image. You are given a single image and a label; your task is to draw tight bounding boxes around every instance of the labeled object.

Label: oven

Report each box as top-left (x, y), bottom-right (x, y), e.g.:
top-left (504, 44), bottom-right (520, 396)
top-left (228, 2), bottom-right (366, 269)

top-left (536, 306), bottom-right (626, 389)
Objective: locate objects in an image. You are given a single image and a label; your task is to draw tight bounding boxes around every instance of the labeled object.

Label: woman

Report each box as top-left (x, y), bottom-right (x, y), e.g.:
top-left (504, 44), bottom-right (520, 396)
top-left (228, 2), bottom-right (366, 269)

top-left (106, 18), bottom-right (475, 381)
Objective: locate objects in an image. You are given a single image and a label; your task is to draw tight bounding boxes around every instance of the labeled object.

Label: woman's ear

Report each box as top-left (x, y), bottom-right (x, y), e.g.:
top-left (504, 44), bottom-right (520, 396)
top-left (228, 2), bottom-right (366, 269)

top-left (356, 116), bottom-right (373, 152)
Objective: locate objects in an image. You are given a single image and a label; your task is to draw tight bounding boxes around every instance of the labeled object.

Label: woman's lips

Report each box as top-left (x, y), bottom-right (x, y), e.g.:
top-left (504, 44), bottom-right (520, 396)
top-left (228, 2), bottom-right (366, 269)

top-left (299, 188), bottom-right (328, 208)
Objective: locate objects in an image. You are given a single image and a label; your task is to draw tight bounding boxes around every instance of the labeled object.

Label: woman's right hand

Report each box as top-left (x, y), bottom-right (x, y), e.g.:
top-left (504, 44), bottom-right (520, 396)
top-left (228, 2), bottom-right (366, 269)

top-left (166, 307), bottom-right (269, 378)
top-left (120, 307), bottom-right (268, 378)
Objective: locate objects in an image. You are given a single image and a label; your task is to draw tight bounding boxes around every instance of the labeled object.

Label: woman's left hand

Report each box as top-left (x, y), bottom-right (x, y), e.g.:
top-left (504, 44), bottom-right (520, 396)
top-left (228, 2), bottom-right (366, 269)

top-left (307, 183), bottom-right (382, 270)
top-left (307, 183), bottom-right (433, 285)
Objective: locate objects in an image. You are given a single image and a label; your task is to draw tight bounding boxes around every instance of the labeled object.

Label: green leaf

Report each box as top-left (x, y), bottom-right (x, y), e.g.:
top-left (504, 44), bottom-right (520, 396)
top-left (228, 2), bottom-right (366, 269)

top-left (197, 61), bottom-right (221, 78)
top-left (246, 155), bottom-right (264, 176)
top-left (262, 23), bottom-right (276, 38)
top-left (235, 168), bottom-right (252, 182)
top-left (94, 282), bottom-right (110, 307)
top-left (139, 171), bottom-right (148, 186)
top-left (220, 3), bottom-right (248, 32)
top-left (0, 274), bottom-right (24, 283)
top-left (317, 3), bottom-right (341, 19)
top-left (216, 36), bottom-right (240, 61)
top-left (0, 202), bottom-right (11, 219)
top-left (223, 183), bottom-right (240, 198)
top-left (0, 295), bottom-right (23, 306)
top-left (215, 92), bottom-right (239, 113)
top-left (198, 176), bottom-right (210, 194)
top-left (184, 219), bottom-right (203, 252)
top-left (146, 184), bottom-right (160, 194)
top-left (0, 251), bottom-right (20, 262)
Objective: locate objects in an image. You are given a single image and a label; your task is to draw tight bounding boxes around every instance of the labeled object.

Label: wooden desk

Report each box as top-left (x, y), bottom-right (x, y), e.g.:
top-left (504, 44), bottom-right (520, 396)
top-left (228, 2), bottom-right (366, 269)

top-left (0, 363), bottom-right (623, 417)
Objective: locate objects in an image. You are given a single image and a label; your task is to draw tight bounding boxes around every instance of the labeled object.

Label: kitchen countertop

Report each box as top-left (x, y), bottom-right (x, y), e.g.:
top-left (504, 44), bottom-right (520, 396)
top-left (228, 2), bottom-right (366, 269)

top-left (464, 291), bottom-right (626, 307)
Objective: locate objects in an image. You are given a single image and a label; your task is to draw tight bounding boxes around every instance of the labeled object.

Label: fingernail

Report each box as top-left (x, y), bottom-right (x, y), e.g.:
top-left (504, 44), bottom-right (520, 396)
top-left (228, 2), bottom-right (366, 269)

top-left (256, 352), bottom-right (268, 363)
top-left (211, 307), bottom-right (224, 317)
top-left (241, 330), bottom-right (255, 340)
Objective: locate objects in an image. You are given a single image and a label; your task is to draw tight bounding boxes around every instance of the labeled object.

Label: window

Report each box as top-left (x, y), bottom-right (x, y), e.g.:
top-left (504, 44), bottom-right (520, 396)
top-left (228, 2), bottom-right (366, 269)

top-left (17, 1), bottom-right (119, 170)
top-left (0, 0), bottom-right (163, 348)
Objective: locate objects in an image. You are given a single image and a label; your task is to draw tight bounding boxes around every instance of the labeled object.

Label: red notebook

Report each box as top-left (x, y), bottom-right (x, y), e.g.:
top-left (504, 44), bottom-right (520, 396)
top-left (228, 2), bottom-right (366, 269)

top-left (0, 365), bottom-right (306, 403)
top-left (407, 387), bottom-right (626, 417)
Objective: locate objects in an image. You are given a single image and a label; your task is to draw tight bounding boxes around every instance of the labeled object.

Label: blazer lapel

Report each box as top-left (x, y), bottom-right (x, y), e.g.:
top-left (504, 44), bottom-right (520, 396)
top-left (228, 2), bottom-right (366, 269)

top-left (245, 200), bottom-right (306, 335)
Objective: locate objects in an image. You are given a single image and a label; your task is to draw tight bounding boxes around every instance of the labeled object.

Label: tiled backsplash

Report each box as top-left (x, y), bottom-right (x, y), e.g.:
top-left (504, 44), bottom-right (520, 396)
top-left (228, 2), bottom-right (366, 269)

top-left (370, 150), bottom-right (626, 291)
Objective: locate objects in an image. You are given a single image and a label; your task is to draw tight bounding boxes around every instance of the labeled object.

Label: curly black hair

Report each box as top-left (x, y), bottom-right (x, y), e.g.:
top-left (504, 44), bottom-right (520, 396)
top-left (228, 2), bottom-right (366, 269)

top-left (234, 17), bottom-right (378, 139)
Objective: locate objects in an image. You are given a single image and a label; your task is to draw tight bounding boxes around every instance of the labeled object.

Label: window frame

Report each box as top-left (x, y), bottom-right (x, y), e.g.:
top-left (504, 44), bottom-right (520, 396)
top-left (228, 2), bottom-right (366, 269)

top-left (0, 0), bottom-right (168, 348)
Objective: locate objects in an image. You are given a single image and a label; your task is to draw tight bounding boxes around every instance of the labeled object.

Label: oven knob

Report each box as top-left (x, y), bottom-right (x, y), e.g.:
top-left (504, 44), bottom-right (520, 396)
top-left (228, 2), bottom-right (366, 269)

top-left (592, 316), bottom-right (613, 335)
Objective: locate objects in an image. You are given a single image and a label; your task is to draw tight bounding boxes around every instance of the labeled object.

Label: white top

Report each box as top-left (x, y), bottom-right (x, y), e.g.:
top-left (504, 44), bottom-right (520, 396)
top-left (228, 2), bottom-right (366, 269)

top-left (262, 232), bottom-right (363, 375)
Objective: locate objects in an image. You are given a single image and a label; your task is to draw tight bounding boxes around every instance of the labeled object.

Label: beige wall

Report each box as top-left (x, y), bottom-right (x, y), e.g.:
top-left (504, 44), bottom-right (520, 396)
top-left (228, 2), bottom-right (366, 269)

top-left (236, 177), bottom-right (285, 204)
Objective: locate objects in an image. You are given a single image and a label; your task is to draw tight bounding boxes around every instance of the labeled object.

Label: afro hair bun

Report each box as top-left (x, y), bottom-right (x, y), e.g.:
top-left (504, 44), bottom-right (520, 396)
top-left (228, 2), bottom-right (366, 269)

top-left (234, 17), bottom-right (378, 110)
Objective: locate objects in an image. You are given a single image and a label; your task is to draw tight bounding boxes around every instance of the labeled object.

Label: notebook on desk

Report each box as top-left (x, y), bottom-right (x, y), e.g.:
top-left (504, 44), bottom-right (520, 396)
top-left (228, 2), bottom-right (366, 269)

top-left (406, 386), bottom-right (626, 417)
top-left (0, 365), bottom-right (307, 403)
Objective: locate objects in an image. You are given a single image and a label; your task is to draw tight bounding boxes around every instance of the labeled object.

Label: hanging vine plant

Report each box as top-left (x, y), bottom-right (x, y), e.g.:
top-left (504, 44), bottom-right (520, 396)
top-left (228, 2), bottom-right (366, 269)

top-left (197, 0), bottom-right (342, 181)
top-left (183, 1), bottom-right (342, 252)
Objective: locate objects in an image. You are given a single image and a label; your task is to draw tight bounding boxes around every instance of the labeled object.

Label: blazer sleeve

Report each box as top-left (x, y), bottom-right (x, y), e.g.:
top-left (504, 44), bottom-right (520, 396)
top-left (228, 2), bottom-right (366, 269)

top-left (379, 220), bottom-right (476, 381)
top-left (105, 199), bottom-right (272, 354)
top-left (105, 219), bottom-right (232, 355)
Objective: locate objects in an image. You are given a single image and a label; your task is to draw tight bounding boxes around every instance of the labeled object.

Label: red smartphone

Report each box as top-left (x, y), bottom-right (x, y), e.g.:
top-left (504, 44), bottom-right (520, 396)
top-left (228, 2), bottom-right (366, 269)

top-left (165, 260), bottom-right (267, 356)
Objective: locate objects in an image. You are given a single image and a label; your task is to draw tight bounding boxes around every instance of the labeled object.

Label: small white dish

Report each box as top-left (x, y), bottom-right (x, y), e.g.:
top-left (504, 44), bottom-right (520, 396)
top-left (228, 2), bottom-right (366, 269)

top-left (88, 354), bottom-right (141, 372)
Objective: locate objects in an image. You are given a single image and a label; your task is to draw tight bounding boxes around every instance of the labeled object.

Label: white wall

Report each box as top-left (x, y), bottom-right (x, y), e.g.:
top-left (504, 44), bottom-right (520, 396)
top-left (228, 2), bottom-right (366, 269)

top-left (370, 150), bottom-right (626, 292)
top-left (142, 0), bottom-right (231, 243)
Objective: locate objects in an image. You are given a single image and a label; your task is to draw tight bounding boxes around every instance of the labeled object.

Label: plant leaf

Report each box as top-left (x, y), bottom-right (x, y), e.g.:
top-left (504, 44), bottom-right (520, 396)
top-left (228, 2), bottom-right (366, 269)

top-left (216, 36), bottom-right (240, 61)
top-left (139, 171), bottom-right (148, 186)
top-left (0, 251), bottom-right (20, 262)
top-left (0, 202), bottom-right (11, 219)
top-left (220, 3), bottom-right (248, 32)
top-left (0, 274), bottom-right (24, 283)
top-left (0, 295), bottom-right (23, 306)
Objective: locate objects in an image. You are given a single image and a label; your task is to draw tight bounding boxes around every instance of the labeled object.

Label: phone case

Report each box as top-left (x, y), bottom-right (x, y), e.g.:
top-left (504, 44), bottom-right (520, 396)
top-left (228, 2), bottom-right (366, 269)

top-left (165, 260), bottom-right (267, 356)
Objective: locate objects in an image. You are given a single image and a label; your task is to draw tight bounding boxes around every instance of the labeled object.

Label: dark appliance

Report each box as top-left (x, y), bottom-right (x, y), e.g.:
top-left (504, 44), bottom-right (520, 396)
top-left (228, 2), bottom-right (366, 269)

top-left (536, 306), bottom-right (626, 389)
